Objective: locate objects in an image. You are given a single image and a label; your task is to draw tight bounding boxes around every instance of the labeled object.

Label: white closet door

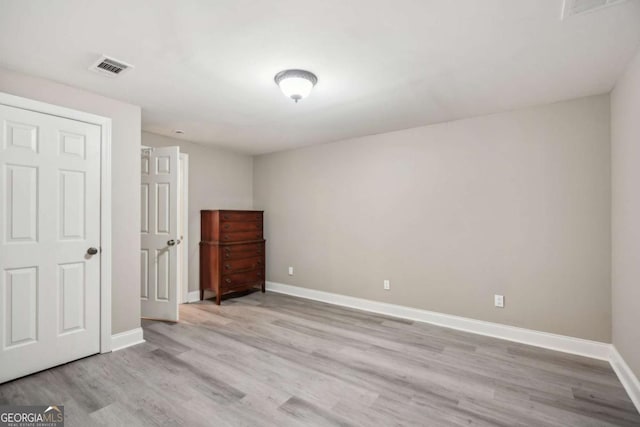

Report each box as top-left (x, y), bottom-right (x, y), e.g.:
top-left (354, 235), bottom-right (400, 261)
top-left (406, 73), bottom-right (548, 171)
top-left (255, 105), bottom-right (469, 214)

top-left (0, 104), bottom-right (101, 383)
top-left (141, 146), bottom-right (180, 321)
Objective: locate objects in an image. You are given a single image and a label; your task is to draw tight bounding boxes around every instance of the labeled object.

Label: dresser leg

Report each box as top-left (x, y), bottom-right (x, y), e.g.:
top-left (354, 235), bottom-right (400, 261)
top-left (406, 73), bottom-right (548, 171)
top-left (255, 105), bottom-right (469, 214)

top-left (200, 289), bottom-right (204, 301)
top-left (261, 282), bottom-right (265, 293)
top-left (215, 294), bottom-right (221, 305)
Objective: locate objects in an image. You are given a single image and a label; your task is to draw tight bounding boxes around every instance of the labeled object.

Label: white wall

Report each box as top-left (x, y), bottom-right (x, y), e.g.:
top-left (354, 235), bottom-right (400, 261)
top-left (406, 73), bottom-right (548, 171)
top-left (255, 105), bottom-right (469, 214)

top-left (142, 132), bottom-right (253, 293)
top-left (611, 46), bottom-right (640, 377)
top-left (0, 67), bottom-right (141, 335)
top-left (254, 95), bottom-right (611, 342)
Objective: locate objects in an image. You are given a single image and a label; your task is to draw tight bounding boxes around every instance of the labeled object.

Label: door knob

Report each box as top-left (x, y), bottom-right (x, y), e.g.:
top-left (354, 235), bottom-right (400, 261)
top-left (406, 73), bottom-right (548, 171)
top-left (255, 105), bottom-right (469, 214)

top-left (167, 239), bottom-right (176, 246)
top-left (87, 247), bottom-right (98, 255)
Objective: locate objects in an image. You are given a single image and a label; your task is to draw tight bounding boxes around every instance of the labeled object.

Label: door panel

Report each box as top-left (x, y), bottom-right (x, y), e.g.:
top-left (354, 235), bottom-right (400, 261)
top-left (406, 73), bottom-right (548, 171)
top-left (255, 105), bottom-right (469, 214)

top-left (141, 146), bottom-right (179, 321)
top-left (0, 104), bottom-right (101, 384)
top-left (6, 165), bottom-right (38, 242)
top-left (156, 182), bottom-right (170, 234)
top-left (140, 250), bottom-right (149, 299)
top-left (59, 170), bottom-right (85, 239)
top-left (4, 267), bottom-right (38, 347)
top-left (58, 262), bottom-right (85, 334)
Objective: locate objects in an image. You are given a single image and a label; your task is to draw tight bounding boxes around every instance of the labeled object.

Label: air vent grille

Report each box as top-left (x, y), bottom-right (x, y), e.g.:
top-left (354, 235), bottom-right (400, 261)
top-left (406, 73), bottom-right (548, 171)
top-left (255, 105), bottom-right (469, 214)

top-left (89, 55), bottom-right (133, 77)
top-left (562, 0), bottom-right (627, 19)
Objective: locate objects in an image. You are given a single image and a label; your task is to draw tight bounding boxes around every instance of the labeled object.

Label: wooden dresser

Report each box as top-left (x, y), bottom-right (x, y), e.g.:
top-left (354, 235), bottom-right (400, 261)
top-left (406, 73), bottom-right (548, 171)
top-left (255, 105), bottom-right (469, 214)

top-left (199, 210), bottom-right (265, 304)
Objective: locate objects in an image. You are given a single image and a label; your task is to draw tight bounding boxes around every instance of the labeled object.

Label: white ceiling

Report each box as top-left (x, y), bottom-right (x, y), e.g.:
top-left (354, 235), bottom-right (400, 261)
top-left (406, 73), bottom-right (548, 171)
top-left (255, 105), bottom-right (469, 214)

top-left (1, 0), bottom-right (639, 154)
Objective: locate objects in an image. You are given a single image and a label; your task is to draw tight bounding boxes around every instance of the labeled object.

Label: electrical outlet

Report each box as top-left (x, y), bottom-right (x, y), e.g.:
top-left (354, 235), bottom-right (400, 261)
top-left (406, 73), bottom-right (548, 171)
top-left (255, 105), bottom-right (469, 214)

top-left (288, 266), bottom-right (294, 276)
top-left (383, 280), bottom-right (390, 290)
top-left (494, 294), bottom-right (504, 308)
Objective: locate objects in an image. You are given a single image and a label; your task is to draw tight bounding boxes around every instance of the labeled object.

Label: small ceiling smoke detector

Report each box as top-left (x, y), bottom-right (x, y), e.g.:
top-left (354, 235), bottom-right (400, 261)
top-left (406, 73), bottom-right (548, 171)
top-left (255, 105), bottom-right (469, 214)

top-left (274, 69), bottom-right (318, 103)
top-left (89, 55), bottom-right (134, 77)
top-left (561, 0), bottom-right (627, 20)
top-left (174, 129), bottom-right (185, 134)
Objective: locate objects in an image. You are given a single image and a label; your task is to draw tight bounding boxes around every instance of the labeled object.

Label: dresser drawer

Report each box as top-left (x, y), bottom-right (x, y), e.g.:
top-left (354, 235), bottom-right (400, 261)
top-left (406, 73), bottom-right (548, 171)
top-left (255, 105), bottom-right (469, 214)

top-left (221, 256), bottom-right (263, 273)
top-left (221, 270), bottom-right (263, 288)
top-left (221, 230), bottom-right (263, 242)
top-left (222, 242), bottom-right (264, 260)
top-left (220, 211), bottom-right (262, 222)
top-left (220, 221), bottom-right (262, 232)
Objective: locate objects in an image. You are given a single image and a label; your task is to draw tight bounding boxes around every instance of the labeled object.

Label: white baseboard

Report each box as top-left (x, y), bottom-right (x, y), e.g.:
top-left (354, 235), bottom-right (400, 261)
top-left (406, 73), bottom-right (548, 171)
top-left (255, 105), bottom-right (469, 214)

top-left (111, 327), bottom-right (145, 352)
top-left (186, 290), bottom-right (201, 303)
top-left (186, 290), bottom-right (215, 303)
top-left (266, 282), bottom-right (611, 360)
top-left (610, 346), bottom-right (640, 411)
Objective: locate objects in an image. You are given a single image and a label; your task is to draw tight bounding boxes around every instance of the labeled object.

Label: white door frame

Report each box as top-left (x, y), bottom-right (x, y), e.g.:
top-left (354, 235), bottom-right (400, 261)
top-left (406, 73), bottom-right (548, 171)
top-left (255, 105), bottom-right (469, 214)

top-left (179, 153), bottom-right (189, 304)
top-left (0, 92), bottom-right (113, 353)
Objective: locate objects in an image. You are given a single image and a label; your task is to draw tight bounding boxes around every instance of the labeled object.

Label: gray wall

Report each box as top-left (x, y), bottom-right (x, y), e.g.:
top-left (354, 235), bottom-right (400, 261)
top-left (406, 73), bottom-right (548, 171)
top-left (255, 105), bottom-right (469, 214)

top-left (612, 46), bottom-right (640, 376)
top-left (142, 132), bottom-right (253, 294)
top-left (254, 95), bottom-right (612, 342)
top-left (0, 67), bottom-right (141, 335)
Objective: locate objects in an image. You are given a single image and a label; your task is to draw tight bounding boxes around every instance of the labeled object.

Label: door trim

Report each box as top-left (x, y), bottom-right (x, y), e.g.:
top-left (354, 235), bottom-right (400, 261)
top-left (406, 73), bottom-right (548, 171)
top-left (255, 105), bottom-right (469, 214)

top-left (0, 92), bottom-right (113, 353)
top-left (180, 153), bottom-right (189, 304)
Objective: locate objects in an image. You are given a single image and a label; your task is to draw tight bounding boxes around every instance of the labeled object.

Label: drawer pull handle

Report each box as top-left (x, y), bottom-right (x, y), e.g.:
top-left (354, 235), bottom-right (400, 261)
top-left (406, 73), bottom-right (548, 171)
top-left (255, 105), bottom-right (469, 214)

top-left (225, 278), bottom-right (231, 284)
top-left (223, 224), bottom-right (230, 230)
top-left (225, 253), bottom-right (230, 258)
top-left (224, 264), bottom-right (231, 270)
top-left (223, 215), bottom-right (230, 220)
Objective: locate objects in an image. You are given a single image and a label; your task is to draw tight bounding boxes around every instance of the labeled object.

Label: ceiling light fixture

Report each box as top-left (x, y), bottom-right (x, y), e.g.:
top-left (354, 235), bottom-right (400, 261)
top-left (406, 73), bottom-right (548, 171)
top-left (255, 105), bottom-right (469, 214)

top-left (274, 69), bottom-right (318, 103)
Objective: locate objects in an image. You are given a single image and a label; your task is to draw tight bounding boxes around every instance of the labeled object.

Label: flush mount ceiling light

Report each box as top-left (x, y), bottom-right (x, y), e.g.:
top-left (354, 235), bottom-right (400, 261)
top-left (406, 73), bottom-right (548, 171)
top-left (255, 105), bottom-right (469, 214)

top-left (274, 69), bottom-right (318, 103)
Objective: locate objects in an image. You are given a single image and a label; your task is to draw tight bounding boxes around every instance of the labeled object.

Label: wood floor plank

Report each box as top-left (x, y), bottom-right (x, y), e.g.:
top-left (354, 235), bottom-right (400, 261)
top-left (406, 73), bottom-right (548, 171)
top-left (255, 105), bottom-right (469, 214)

top-left (0, 291), bottom-right (638, 426)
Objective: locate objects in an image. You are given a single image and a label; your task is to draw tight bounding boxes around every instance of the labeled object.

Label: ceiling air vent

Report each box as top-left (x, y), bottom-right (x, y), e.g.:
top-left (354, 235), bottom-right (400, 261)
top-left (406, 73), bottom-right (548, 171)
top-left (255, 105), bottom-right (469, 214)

top-left (89, 55), bottom-right (134, 77)
top-left (562, 0), bottom-right (627, 19)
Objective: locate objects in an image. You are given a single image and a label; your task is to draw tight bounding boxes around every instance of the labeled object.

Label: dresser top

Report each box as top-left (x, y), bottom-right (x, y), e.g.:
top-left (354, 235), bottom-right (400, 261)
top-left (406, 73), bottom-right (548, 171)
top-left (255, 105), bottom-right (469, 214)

top-left (200, 210), bottom-right (264, 213)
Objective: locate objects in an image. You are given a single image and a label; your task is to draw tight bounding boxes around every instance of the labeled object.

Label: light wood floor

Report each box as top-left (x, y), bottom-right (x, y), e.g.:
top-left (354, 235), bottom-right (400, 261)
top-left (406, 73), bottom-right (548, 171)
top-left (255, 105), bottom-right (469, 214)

top-left (1, 291), bottom-right (639, 426)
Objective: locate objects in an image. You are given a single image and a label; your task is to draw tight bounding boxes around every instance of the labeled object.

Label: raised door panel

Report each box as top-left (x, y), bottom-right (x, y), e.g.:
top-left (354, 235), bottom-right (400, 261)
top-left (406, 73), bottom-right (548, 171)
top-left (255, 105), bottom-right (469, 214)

top-left (140, 250), bottom-right (149, 299)
top-left (140, 184), bottom-right (149, 233)
top-left (59, 132), bottom-right (85, 159)
top-left (58, 263), bottom-right (85, 335)
top-left (5, 165), bottom-right (38, 242)
top-left (59, 170), bottom-right (85, 240)
top-left (3, 267), bottom-right (38, 349)
top-left (4, 121), bottom-right (38, 152)
top-left (155, 248), bottom-right (170, 301)
top-left (155, 183), bottom-right (170, 235)
top-left (155, 156), bottom-right (171, 174)
top-left (141, 155), bottom-right (150, 175)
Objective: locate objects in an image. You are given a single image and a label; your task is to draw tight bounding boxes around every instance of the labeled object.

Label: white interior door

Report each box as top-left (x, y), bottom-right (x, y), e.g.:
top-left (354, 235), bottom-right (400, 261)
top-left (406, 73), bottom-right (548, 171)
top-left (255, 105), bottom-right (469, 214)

top-left (0, 103), bottom-right (101, 383)
top-left (141, 146), bottom-right (180, 321)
